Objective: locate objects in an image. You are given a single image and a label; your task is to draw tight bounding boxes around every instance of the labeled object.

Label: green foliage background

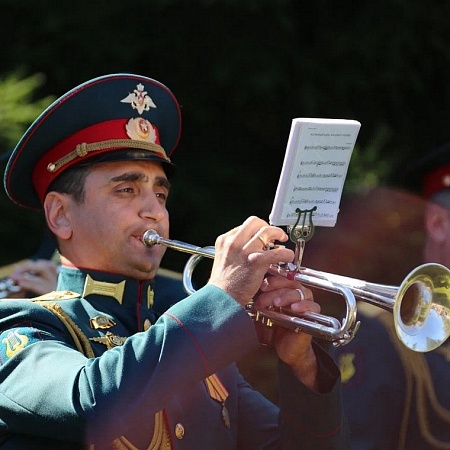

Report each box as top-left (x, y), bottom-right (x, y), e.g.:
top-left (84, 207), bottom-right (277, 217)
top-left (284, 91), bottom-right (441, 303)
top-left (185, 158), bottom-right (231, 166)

top-left (1, 0), bottom-right (450, 269)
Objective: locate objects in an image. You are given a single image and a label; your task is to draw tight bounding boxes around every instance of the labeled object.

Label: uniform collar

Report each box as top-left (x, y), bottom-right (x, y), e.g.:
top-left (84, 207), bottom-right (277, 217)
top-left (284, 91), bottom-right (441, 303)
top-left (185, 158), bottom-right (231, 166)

top-left (56, 265), bottom-right (155, 309)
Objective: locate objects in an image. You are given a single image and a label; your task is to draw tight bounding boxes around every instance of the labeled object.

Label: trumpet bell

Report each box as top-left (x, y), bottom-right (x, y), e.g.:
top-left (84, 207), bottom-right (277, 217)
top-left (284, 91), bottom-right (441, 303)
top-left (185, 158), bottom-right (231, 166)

top-left (395, 263), bottom-right (450, 352)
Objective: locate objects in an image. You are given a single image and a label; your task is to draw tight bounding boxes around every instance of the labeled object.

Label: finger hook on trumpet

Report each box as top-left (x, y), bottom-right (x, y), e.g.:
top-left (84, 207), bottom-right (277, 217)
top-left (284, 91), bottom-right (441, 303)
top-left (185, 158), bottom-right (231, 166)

top-left (287, 206), bottom-right (317, 270)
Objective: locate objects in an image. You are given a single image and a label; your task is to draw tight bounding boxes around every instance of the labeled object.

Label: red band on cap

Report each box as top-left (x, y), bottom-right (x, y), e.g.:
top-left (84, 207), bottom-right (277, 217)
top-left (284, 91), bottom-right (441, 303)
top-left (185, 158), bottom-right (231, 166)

top-left (32, 119), bottom-right (164, 202)
top-left (423, 163), bottom-right (450, 198)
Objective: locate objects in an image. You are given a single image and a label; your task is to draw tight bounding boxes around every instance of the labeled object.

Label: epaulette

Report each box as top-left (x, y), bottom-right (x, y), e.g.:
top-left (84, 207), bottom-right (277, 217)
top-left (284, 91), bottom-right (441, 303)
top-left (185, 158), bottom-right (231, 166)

top-left (30, 290), bottom-right (80, 301)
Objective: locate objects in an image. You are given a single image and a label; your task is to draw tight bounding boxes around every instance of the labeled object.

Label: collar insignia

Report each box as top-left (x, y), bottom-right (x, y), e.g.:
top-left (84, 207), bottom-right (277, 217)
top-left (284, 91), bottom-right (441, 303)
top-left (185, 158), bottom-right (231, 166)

top-left (83, 274), bottom-right (125, 304)
top-left (120, 83), bottom-right (156, 114)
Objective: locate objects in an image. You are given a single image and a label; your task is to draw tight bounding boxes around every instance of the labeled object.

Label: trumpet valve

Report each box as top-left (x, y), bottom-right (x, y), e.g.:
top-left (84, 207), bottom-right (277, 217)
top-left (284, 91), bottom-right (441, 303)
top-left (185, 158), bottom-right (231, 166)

top-left (245, 302), bottom-right (276, 346)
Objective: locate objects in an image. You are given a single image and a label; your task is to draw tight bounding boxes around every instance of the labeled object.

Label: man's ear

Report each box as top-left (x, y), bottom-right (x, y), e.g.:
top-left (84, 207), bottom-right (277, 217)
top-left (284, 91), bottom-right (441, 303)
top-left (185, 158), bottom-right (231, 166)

top-left (43, 192), bottom-right (73, 240)
top-left (424, 202), bottom-right (450, 243)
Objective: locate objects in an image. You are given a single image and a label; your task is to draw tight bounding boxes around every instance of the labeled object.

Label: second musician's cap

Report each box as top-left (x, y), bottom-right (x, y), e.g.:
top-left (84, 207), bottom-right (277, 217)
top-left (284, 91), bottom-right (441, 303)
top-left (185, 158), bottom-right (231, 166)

top-left (4, 73), bottom-right (182, 210)
top-left (401, 141), bottom-right (450, 199)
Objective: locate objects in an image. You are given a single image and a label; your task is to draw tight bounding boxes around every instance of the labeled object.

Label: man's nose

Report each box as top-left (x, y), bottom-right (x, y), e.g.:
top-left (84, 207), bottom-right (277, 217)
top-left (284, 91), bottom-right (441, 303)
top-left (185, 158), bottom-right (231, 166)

top-left (140, 194), bottom-right (167, 222)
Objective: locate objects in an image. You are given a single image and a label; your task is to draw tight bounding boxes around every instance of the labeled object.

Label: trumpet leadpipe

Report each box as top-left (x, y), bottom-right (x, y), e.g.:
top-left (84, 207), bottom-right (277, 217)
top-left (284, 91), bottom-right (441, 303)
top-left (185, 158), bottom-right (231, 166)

top-left (142, 229), bottom-right (215, 259)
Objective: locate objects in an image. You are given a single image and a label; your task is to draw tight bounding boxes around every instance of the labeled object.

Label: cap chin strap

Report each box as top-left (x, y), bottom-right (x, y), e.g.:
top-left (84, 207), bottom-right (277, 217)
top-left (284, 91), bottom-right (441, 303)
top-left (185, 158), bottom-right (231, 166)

top-left (47, 139), bottom-right (168, 173)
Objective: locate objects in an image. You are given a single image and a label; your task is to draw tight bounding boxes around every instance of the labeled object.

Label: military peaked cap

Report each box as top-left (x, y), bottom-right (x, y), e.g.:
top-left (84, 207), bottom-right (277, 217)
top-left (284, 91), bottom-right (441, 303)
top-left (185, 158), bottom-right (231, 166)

top-left (401, 141), bottom-right (450, 198)
top-left (4, 73), bottom-right (182, 209)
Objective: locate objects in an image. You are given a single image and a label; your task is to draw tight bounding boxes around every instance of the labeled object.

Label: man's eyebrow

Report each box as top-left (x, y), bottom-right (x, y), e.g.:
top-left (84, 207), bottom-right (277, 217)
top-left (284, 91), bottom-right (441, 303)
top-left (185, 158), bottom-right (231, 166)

top-left (109, 172), bottom-right (170, 190)
top-left (110, 172), bottom-right (148, 183)
top-left (156, 176), bottom-right (171, 191)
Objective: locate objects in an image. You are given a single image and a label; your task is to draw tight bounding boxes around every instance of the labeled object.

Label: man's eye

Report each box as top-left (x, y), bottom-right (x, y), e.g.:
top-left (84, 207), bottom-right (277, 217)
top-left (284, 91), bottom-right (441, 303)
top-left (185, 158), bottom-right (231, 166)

top-left (156, 192), bottom-right (167, 201)
top-left (119, 187), bottom-right (134, 193)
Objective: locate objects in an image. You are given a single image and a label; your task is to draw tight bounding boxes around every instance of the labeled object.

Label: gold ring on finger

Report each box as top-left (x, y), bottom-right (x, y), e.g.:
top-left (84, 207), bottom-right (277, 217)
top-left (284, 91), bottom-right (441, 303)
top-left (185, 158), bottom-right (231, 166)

top-left (256, 234), bottom-right (266, 247)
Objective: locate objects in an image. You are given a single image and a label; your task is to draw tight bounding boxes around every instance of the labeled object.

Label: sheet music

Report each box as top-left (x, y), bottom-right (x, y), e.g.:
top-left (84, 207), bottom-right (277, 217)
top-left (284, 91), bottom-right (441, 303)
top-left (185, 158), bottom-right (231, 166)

top-left (269, 118), bottom-right (361, 227)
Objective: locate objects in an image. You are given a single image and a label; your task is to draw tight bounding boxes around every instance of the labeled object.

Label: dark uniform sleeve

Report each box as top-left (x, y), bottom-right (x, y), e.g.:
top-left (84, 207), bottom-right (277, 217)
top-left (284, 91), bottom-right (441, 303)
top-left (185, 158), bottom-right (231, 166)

top-left (275, 342), bottom-right (349, 449)
top-left (233, 343), bottom-right (348, 450)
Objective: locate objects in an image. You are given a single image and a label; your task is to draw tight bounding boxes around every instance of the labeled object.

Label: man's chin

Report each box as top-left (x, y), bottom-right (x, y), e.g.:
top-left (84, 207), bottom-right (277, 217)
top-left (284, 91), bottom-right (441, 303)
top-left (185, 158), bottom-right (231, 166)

top-left (132, 260), bottom-right (160, 281)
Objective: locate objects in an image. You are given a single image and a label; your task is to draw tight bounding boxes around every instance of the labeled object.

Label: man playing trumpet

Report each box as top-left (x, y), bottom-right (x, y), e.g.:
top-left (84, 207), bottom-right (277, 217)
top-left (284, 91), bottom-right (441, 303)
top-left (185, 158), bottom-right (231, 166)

top-left (0, 73), bottom-right (347, 448)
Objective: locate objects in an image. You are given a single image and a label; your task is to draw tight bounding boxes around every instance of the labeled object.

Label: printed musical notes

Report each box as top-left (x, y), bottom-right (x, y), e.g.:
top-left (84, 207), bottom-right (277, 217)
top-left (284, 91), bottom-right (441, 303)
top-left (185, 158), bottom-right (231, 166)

top-left (269, 118), bottom-right (361, 227)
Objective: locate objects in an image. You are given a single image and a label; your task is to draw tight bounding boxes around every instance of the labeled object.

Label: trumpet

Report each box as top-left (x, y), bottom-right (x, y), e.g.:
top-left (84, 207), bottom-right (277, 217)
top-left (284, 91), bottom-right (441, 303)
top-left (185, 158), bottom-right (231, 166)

top-left (143, 230), bottom-right (450, 352)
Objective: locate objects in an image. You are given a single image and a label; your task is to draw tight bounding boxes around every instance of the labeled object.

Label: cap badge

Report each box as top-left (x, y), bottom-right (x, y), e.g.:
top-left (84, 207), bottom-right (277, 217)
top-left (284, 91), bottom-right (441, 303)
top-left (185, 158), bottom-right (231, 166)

top-left (121, 83), bottom-right (156, 114)
top-left (125, 118), bottom-right (157, 143)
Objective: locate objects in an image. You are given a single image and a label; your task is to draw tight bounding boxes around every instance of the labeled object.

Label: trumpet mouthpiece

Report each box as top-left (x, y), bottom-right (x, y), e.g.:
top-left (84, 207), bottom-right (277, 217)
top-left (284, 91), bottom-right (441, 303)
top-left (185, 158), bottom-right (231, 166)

top-left (142, 229), bottom-right (160, 247)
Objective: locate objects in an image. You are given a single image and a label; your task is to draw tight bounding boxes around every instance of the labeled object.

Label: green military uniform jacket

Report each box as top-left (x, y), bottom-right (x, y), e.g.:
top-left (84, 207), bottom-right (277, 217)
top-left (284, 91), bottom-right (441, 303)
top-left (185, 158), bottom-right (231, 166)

top-left (0, 266), bottom-right (347, 449)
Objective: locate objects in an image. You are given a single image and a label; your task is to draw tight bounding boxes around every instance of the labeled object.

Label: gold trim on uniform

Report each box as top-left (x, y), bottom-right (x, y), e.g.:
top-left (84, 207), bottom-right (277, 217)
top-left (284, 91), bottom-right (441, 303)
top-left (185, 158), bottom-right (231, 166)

top-left (83, 275), bottom-right (125, 303)
top-left (32, 290), bottom-right (80, 301)
top-left (38, 303), bottom-right (171, 449)
top-left (93, 411), bottom-right (173, 449)
top-left (147, 410), bottom-right (172, 450)
top-left (47, 139), bottom-right (168, 173)
top-left (37, 302), bottom-right (95, 358)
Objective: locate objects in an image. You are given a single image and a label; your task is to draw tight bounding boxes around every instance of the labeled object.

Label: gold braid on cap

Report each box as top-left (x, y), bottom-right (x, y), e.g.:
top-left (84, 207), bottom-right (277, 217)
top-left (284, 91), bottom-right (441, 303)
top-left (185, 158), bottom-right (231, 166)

top-left (47, 139), bottom-right (168, 173)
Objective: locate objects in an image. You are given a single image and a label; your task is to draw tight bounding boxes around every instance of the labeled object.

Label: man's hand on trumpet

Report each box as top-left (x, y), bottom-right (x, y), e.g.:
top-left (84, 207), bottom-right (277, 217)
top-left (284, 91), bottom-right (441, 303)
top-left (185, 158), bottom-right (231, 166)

top-left (208, 216), bottom-right (320, 390)
top-left (256, 275), bottom-right (320, 391)
top-left (208, 216), bottom-right (295, 306)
